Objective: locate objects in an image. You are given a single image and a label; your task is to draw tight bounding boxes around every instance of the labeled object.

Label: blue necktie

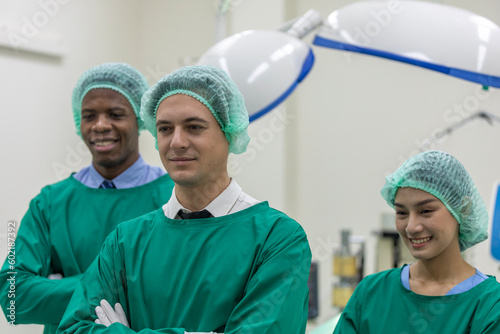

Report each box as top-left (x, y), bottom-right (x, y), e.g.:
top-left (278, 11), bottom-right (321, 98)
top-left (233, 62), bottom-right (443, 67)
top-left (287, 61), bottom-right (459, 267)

top-left (100, 180), bottom-right (116, 189)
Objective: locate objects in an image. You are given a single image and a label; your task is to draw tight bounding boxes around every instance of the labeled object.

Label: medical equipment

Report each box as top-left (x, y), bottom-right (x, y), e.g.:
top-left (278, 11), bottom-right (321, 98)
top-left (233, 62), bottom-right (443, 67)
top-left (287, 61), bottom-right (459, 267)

top-left (332, 230), bottom-right (364, 309)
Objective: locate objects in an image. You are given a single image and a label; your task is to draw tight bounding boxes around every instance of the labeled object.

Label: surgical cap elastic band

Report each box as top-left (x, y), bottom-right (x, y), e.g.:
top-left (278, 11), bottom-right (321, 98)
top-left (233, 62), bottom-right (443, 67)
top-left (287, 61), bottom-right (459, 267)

top-left (155, 89), bottom-right (225, 129)
top-left (81, 84), bottom-right (140, 117)
top-left (391, 180), bottom-right (463, 226)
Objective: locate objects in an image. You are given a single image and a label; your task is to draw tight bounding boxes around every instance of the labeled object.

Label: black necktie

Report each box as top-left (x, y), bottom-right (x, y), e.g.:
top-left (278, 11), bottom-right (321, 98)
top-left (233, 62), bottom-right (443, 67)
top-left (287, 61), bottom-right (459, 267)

top-left (99, 180), bottom-right (116, 189)
top-left (177, 209), bottom-right (212, 219)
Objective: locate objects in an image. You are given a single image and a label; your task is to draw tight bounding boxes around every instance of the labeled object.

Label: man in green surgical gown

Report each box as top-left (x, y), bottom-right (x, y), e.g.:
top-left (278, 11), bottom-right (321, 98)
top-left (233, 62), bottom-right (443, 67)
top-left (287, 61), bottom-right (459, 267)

top-left (57, 65), bottom-right (312, 334)
top-left (0, 63), bottom-right (175, 334)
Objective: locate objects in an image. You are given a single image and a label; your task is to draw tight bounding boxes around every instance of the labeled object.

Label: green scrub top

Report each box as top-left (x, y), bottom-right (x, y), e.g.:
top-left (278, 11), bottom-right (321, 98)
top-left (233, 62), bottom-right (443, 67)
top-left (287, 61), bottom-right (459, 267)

top-left (0, 174), bottom-right (174, 334)
top-left (333, 266), bottom-right (500, 333)
top-left (58, 202), bottom-right (312, 334)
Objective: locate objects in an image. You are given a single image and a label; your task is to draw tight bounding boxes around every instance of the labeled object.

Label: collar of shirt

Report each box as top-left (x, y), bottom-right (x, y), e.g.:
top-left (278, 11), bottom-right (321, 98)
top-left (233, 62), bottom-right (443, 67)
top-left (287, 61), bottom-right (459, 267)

top-left (163, 179), bottom-right (244, 219)
top-left (73, 155), bottom-right (163, 189)
top-left (112, 155), bottom-right (149, 188)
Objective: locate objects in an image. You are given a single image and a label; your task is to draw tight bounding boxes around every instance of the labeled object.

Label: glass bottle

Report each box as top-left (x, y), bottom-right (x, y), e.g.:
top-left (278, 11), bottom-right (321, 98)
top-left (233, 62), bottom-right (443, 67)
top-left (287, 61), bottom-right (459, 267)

top-left (333, 229), bottom-right (357, 277)
top-left (332, 229), bottom-right (357, 309)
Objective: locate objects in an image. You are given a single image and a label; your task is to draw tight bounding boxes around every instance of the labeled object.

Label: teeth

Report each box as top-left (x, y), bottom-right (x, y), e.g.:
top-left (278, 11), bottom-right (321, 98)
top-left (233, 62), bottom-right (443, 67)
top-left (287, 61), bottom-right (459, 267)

top-left (94, 141), bottom-right (114, 147)
top-left (412, 237), bottom-right (431, 244)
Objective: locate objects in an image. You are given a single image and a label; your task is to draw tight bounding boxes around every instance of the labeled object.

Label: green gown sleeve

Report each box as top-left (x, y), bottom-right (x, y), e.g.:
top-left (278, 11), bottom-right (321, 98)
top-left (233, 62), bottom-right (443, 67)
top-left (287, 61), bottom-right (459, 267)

top-left (224, 225), bottom-right (311, 333)
top-left (57, 230), bottom-right (186, 334)
top-left (332, 282), bottom-right (362, 334)
top-left (477, 302), bottom-right (500, 333)
top-left (0, 192), bottom-right (83, 325)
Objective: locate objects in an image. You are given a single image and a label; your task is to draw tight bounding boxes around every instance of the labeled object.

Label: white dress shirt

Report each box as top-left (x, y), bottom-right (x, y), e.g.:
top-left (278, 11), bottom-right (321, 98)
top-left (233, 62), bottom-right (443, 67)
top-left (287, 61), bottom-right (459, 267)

top-left (162, 179), bottom-right (260, 219)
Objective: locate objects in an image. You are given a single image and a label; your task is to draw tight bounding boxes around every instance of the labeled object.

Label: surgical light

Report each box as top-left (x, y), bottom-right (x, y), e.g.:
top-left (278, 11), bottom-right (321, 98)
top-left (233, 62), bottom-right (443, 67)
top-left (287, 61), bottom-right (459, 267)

top-left (197, 9), bottom-right (322, 122)
top-left (313, 0), bottom-right (500, 88)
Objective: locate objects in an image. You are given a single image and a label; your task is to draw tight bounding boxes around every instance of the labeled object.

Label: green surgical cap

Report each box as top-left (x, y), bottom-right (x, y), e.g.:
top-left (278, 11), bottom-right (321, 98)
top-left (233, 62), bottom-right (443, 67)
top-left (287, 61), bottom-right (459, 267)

top-left (380, 150), bottom-right (488, 252)
top-left (140, 65), bottom-right (250, 154)
top-left (72, 62), bottom-right (149, 136)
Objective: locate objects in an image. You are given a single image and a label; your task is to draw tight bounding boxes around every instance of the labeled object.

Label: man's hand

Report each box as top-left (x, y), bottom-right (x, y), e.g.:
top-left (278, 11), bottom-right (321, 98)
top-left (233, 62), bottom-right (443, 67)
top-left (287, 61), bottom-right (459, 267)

top-left (94, 301), bottom-right (220, 333)
top-left (48, 273), bottom-right (64, 280)
top-left (95, 299), bottom-right (130, 327)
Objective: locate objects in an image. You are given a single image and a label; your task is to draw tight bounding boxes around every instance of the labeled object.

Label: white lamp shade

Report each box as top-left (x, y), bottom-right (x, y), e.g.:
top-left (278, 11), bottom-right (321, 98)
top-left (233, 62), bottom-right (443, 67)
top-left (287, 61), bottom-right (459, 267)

top-left (313, 0), bottom-right (500, 88)
top-left (197, 29), bottom-right (314, 121)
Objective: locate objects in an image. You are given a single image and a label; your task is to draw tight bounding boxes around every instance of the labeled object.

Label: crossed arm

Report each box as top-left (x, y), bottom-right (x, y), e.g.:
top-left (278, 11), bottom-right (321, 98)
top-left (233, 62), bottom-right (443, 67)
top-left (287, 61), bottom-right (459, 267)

top-left (58, 222), bottom-right (311, 333)
top-left (94, 301), bottom-right (215, 334)
top-left (0, 196), bottom-right (83, 325)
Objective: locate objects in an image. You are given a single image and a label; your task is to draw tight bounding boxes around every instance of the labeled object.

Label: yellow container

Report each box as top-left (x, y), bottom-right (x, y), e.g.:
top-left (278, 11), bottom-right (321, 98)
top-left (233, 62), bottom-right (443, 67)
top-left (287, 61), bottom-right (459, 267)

top-left (333, 255), bottom-right (357, 277)
top-left (332, 284), bottom-right (355, 308)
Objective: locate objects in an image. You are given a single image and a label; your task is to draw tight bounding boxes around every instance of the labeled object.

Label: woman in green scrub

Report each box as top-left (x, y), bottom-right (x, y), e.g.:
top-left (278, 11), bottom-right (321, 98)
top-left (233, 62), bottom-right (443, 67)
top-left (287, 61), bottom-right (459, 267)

top-left (334, 150), bottom-right (500, 334)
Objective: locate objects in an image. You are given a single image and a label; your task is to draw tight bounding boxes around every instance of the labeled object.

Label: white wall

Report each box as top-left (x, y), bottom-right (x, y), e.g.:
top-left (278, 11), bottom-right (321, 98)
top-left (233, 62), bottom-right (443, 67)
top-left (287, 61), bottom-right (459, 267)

top-left (1, 0), bottom-right (500, 333)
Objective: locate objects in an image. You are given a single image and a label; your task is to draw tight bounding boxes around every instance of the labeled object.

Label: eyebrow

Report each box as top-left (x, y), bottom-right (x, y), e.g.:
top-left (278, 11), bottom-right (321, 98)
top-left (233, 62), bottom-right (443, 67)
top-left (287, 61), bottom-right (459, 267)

top-left (81, 107), bottom-right (126, 113)
top-left (394, 198), bottom-right (438, 208)
top-left (156, 117), bottom-right (210, 127)
top-left (156, 119), bottom-right (169, 126)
